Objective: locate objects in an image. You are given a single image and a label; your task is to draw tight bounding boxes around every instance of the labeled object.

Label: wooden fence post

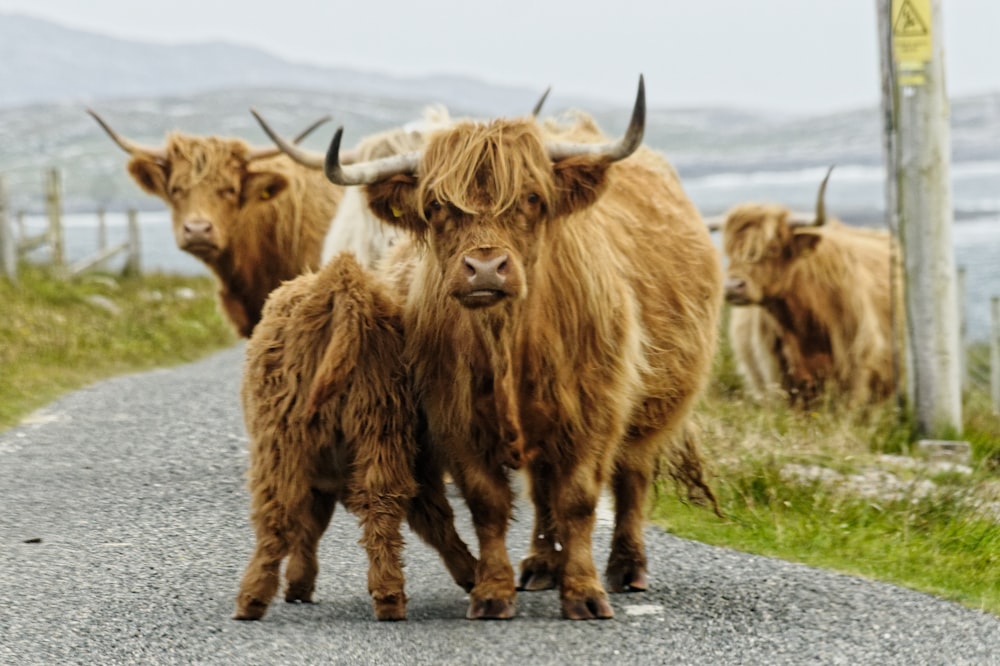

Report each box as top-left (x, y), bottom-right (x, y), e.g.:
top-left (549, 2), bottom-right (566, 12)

top-left (97, 207), bottom-right (107, 252)
top-left (45, 168), bottom-right (64, 267)
top-left (0, 175), bottom-right (16, 282)
top-left (123, 209), bottom-right (141, 276)
top-left (992, 297), bottom-right (1000, 414)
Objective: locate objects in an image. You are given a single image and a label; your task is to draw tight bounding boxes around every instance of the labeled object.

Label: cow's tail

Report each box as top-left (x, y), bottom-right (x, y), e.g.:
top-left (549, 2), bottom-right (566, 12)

top-left (305, 254), bottom-right (371, 415)
top-left (658, 418), bottom-right (724, 518)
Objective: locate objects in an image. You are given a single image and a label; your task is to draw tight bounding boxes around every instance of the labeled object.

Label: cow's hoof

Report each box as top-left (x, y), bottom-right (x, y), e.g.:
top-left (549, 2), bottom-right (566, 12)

top-left (518, 569), bottom-right (557, 591)
top-left (561, 594), bottom-right (614, 620)
top-left (284, 587), bottom-right (315, 604)
top-left (467, 597), bottom-right (516, 620)
top-left (233, 596), bottom-right (269, 621)
top-left (373, 592), bottom-right (407, 621)
top-left (605, 564), bottom-right (648, 593)
top-left (518, 554), bottom-right (560, 591)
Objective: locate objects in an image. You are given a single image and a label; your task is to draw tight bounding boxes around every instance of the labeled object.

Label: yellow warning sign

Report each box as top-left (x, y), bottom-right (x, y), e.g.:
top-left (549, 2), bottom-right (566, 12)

top-left (892, 0), bottom-right (933, 82)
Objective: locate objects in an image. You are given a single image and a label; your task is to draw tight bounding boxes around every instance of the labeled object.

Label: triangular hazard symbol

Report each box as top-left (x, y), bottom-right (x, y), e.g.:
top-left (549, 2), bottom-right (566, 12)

top-left (894, 0), bottom-right (928, 37)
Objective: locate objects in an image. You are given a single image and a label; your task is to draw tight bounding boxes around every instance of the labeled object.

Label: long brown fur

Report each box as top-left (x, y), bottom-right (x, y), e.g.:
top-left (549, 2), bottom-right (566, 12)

top-left (233, 252), bottom-right (476, 622)
top-left (721, 204), bottom-right (898, 406)
top-left (366, 111), bottom-right (723, 620)
top-left (124, 133), bottom-right (342, 337)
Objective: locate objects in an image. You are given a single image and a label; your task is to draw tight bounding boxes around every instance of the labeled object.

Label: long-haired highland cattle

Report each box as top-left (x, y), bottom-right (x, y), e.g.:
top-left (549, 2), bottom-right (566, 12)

top-left (713, 169), bottom-right (897, 406)
top-left (233, 252), bottom-right (476, 622)
top-left (317, 76), bottom-right (723, 620)
top-left (89, 111), bottom-right (343, 338)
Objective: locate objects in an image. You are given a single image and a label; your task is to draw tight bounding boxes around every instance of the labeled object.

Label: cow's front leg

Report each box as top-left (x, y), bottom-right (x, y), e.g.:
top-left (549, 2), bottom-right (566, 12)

top-left (455, 466), bottom-right (516, 619)
top-left (552, 465), bottom-right (613, 620)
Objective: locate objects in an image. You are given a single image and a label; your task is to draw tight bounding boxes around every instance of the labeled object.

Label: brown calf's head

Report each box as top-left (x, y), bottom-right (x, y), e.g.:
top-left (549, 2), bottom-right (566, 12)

top-left (88, 110), bottom-right (326, 264)
top-left (322, 76), bottom-right (646, 311)
top-left (720, 166), bottom-right (834, 305)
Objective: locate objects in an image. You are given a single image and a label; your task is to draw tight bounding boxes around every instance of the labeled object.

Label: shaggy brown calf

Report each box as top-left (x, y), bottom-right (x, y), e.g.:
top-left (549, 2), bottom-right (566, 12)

top-left (88, 111), bottom-right (342, 337)
top-left (233, 252), bottom-right (476, 621)
top-left (715, 171), bottom-right (897, 406)
top-left (322, 77), bottom-right (723, 620)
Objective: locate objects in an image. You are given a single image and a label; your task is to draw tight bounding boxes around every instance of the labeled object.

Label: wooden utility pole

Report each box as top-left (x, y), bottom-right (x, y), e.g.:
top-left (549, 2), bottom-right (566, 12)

top-left (876, 0), bottom-right (962, 435)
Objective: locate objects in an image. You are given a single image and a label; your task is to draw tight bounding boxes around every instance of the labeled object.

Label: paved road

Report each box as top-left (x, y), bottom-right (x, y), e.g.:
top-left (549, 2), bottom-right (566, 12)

top-left (1, 346), bottom-right (998, 665)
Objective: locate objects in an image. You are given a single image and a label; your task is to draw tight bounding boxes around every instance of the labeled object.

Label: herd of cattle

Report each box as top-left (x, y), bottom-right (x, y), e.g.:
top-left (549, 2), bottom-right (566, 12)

top-left (88, 76), bottom-right (899, 622)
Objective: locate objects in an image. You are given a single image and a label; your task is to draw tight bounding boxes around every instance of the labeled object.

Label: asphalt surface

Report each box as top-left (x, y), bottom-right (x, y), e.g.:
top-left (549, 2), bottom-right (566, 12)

top-left (1, 345), bottom-right (998, 665)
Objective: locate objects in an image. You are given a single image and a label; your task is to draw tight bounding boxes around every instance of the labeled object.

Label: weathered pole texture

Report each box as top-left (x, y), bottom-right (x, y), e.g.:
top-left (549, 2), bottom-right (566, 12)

top-left (45, 168), bottom-right (64, 267)
top-left (123, 209), bottom-right (141, 276)
top-left (876, 0), bottom-right (963, 435)
top-left (0, 175), bottom-right (16, 282)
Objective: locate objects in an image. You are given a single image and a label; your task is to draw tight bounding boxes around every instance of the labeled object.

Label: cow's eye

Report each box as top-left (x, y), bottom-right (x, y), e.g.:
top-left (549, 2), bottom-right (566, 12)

top-left (527, 193), bottom-right (540, 205)
top-left (425, 200), bottom-right (443, 217)
top-left (169, 185), bottom-right (185, 198)
top-left (219, 186), bottom-right (237, 199)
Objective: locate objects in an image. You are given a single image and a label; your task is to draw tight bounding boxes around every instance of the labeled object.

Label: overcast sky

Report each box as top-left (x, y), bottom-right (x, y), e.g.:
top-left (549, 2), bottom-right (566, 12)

top-left (2, 0), bottom-right (998, 114)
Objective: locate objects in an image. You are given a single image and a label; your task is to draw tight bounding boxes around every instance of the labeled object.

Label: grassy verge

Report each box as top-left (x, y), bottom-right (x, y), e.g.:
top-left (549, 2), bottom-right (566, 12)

top-left (0, 263), bottom-right (236, 431)
top-left (653, 329), bottom-right (1000, 615)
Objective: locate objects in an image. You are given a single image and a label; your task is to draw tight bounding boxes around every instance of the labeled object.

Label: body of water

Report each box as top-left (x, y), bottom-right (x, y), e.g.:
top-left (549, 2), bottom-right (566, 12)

top-left (16, 162), bottom-right (1000, 341)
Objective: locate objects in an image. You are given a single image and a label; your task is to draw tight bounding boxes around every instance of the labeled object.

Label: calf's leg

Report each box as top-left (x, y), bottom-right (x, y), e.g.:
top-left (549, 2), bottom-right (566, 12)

top-left (354, 494), bottom-right (410, 621)
top-left (284, 489), bottom-right (337, 603)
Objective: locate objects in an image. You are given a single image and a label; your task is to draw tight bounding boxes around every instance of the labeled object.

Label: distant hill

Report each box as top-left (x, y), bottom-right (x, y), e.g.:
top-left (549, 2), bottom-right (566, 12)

top-left (0, 12), bottom-right (997, 217)
top-left (0, 12), bottom-right (573, 116)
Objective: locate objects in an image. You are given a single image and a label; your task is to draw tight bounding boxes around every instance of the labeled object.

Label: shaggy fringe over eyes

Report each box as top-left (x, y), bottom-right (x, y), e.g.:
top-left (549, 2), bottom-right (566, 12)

top-left (723, 205), bottom-right (788, 263)
top-left (416, 120), bottom-right (556, 221)
top-left (168, 134), bottom-right (248, 186)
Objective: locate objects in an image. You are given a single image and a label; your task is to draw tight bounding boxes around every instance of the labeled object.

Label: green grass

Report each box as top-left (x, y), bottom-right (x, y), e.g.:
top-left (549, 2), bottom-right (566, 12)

top-left (653, 328), bottom-right (1000, 615)
top-left (0, 263), bottom-right (236, 431)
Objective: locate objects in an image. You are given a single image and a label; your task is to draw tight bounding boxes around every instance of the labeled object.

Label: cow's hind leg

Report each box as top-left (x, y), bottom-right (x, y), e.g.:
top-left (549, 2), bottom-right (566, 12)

top-left (605, 455), bottom-right (652, 593)
top-left (406, 457), bottom-right (477, 592)
top-left (518, 461), bottom-right (563, 591)
top-left (284, 489), bottom-right (337, 604)
top-left (356, 495), bottom-right (409, 621)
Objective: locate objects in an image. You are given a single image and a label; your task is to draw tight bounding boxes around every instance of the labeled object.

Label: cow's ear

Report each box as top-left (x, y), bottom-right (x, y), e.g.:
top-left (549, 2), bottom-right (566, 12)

top-left (127, 157), bottom-right (169, 198)
top-left (365, 175), bottom-right (423, 234)
top-left (241, 172), bottom-right (289, 206)
top-left (790, 230), bottom-right (822, 258)
top-left (551, 158), bottom-right (611, 218)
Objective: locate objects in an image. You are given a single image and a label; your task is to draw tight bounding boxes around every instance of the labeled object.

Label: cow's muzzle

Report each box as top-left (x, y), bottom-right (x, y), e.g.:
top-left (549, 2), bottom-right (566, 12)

top-left (451, 247), bottom-right (523, 309)
top-left (180, 218), bottom-right (219, 259)
top-left (724, 277), bottom-right (754, 305)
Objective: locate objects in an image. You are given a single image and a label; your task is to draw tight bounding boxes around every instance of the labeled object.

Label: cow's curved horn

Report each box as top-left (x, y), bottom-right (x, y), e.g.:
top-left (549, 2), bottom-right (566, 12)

top-left (87, 109), bottom-right (168, 162)
top-left (246, 114), bottom-right (332, 162)
top-left (250, 108), bottom-right (327, 169)
top-left (532, 87), bottom-right (551, 117)
top-left (545, 74), bottom-right (646, 163)
top-left (789, 165), bottom-right (835, 227)
top-left (324, 127), bottom-right (421, 186)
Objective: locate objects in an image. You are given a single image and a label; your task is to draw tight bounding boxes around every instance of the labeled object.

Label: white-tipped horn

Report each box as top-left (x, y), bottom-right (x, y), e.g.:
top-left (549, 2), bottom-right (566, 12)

top-left (324, 127), bottom-right (421, 187)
